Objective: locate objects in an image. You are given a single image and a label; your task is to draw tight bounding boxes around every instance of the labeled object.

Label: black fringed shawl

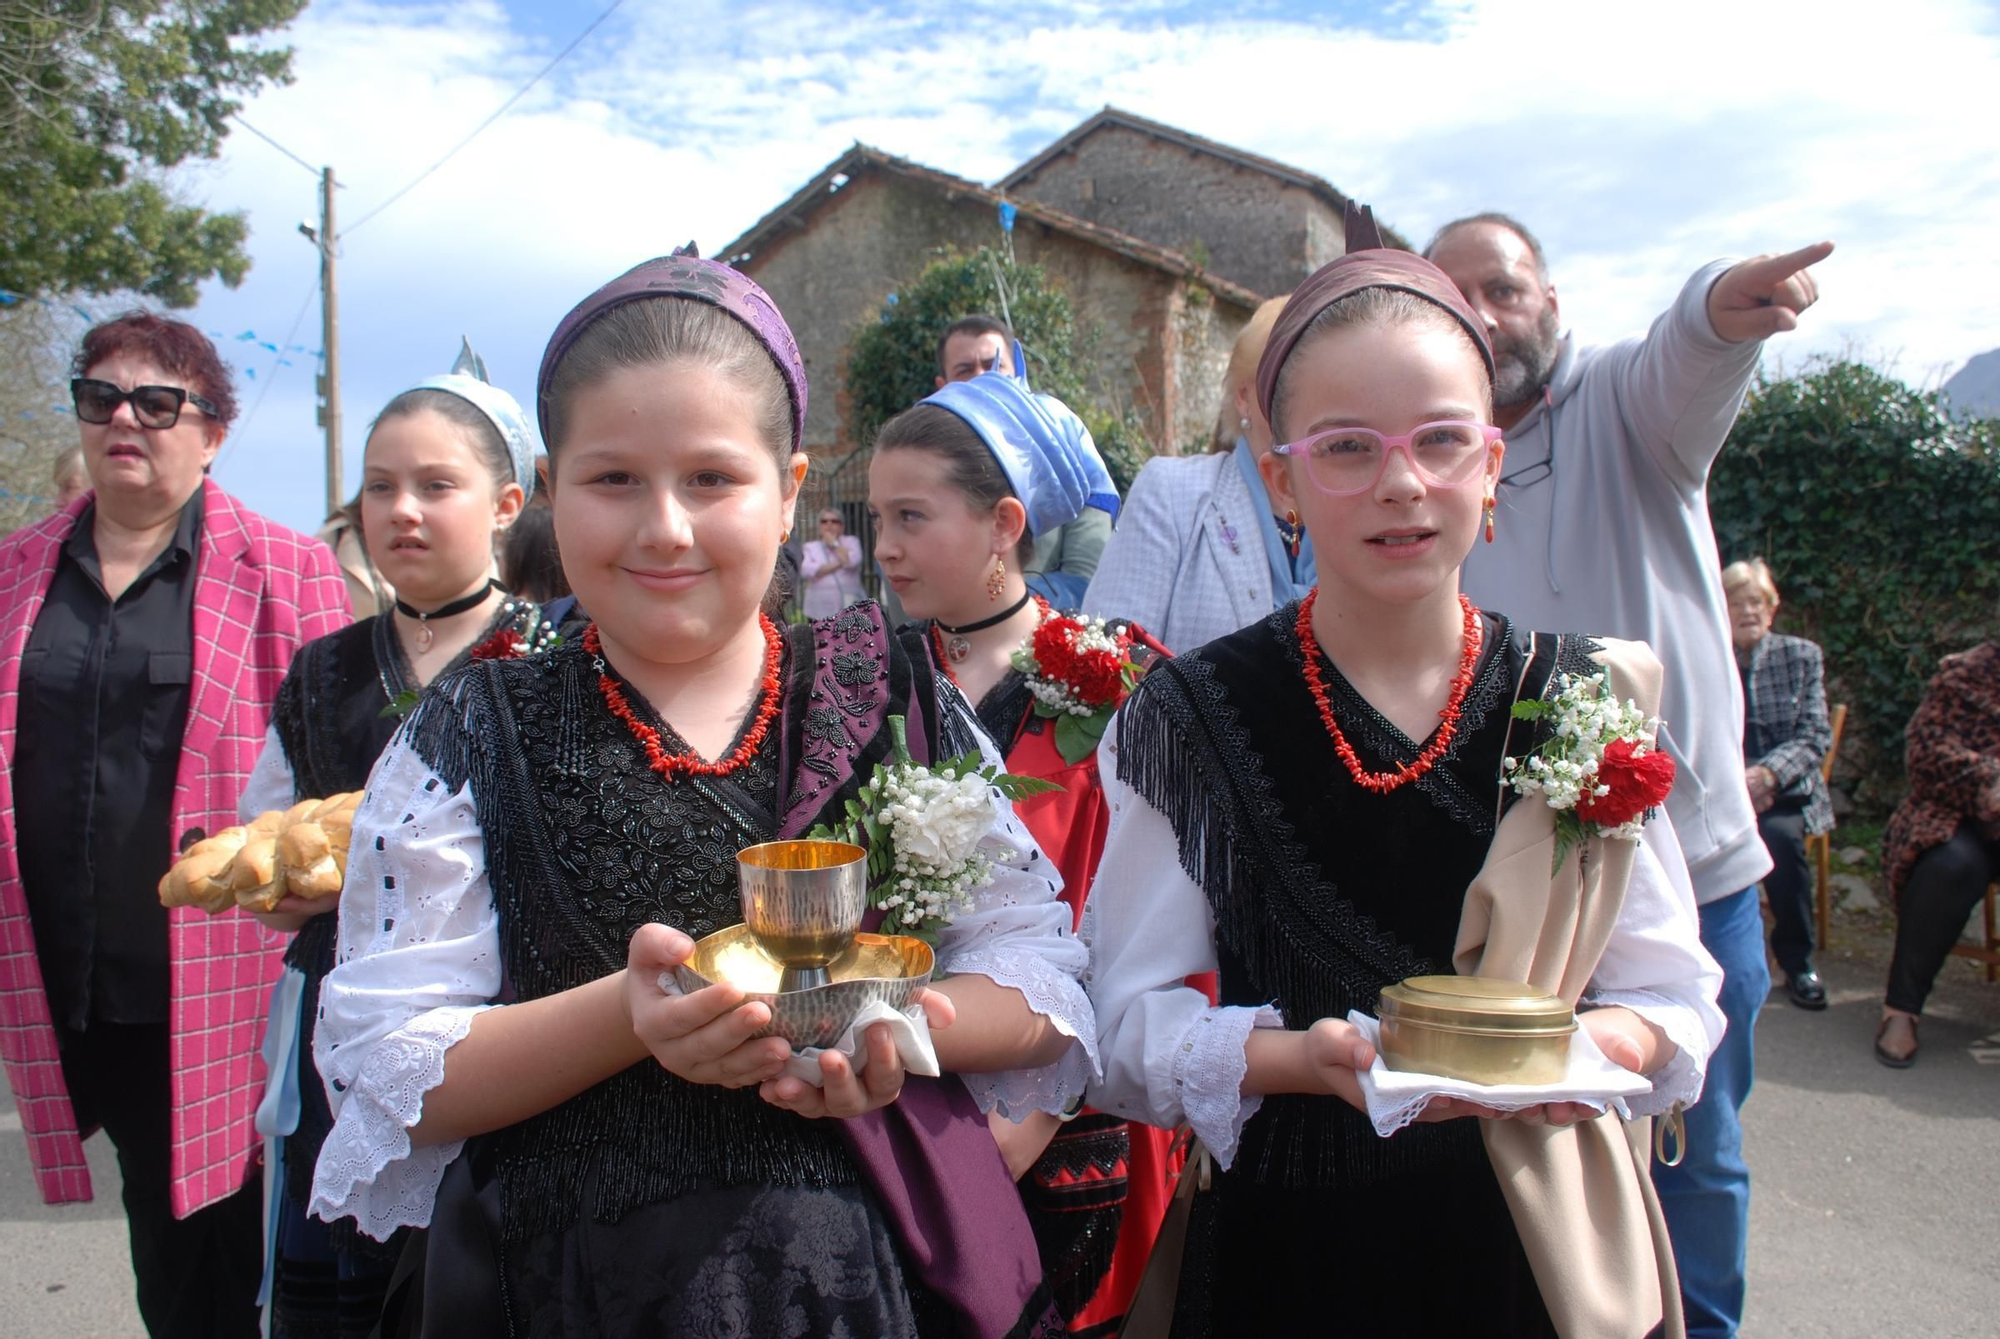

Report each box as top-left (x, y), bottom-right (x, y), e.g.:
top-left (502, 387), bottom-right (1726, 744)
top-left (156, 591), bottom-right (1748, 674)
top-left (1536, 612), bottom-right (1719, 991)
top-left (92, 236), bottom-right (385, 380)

top-left (269, 602), bottom-right (540, 1226)
top-left (392, 604), bottom-right (971, 1242)
top-left (1113, 603), bottom-right (1595, 1189)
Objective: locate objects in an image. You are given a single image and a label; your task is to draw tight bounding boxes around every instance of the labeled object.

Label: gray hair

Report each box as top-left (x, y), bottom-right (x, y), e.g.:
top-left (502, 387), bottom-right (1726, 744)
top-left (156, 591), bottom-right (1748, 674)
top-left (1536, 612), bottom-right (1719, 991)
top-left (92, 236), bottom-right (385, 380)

top-left (1424, 212), bottom-right (1551, 284)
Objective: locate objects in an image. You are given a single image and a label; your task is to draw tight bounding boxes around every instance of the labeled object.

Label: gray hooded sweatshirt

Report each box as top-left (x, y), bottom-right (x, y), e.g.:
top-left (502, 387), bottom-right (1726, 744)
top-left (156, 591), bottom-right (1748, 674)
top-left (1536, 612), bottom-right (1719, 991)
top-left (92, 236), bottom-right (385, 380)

top-left (1460, 260), bottom-right (1773, 905)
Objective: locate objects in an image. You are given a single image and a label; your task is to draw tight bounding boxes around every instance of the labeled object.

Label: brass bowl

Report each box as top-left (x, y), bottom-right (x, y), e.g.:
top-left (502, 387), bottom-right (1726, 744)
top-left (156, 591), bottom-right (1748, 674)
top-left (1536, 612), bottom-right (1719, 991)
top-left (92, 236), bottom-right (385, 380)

top-left (674, 923), bottom-right (934, 1051)
top-left (1376, 975), bottom-right (1576, 1086)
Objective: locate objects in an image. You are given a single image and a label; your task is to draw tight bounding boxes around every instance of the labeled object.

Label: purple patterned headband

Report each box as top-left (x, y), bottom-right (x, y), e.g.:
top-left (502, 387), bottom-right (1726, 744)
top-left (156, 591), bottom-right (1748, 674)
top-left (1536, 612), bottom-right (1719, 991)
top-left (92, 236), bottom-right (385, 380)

top-left (536, 243), bottom-right (808, 453)
top-left (1256, 202), bottom-right (1495, 429)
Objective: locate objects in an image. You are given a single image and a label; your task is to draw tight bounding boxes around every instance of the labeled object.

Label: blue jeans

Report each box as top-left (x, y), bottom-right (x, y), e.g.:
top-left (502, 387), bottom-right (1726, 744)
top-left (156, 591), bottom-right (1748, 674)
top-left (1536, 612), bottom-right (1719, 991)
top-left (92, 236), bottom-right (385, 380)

top-left (1652, 885), bottom-right (1769, 1339)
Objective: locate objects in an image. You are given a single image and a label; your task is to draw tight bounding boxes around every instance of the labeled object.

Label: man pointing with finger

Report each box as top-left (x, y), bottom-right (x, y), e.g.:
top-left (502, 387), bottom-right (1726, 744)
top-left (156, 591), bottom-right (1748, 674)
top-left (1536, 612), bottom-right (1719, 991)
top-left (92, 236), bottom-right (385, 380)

top-left (1433, 213), bottom-right (1833, 1339)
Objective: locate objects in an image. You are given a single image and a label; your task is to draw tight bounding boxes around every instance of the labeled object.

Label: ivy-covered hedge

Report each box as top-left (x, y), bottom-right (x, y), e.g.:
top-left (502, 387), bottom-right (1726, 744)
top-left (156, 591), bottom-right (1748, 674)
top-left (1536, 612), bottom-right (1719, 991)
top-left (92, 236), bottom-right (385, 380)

top-left (843, 247), bottom-right (1150, 492)
top-left (1710, 359), bottom-right (2000, 814)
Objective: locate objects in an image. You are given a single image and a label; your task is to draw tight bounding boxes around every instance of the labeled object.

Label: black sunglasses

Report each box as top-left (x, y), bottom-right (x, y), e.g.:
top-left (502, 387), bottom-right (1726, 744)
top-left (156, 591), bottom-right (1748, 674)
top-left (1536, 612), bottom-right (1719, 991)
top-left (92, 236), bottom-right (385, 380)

top-left (71, 377), bottom-right (219, 430)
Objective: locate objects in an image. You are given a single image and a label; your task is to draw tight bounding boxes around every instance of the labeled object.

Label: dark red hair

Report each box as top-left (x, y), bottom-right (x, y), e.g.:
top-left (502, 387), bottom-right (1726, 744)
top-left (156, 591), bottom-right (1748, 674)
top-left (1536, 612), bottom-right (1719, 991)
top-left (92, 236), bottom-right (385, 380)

top-left (71, 310), bottom-right (238, 427)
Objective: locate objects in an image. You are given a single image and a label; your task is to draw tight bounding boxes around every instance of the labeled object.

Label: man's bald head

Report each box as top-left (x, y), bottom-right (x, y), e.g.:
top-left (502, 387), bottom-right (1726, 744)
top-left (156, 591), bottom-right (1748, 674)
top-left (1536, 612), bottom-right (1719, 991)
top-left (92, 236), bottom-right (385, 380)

top-left (1425, 214), bottom-right (1562, 412)
top-left (1425, 213), bottom-right (1551, 284)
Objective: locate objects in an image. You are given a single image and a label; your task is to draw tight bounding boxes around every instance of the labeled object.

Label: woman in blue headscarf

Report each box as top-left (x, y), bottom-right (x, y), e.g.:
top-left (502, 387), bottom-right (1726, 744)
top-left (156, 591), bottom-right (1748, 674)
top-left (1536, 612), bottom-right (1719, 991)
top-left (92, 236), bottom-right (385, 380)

top-left (233, 344), bottom-right (556, 1337)
top-left (867, 372), bottom-right (1175, 1334)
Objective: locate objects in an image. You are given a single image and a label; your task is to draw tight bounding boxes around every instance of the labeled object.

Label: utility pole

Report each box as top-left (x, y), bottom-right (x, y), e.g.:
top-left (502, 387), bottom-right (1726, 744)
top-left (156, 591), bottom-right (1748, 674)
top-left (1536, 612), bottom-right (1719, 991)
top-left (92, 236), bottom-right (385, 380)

top-left (313, 166), bottom-right (342, 517)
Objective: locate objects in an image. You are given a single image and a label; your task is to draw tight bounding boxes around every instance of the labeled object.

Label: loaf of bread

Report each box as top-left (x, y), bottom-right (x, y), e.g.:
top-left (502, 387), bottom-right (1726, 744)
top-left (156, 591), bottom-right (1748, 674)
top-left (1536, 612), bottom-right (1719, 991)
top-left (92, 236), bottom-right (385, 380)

top-left (157, 791), bottom-right (366, 916)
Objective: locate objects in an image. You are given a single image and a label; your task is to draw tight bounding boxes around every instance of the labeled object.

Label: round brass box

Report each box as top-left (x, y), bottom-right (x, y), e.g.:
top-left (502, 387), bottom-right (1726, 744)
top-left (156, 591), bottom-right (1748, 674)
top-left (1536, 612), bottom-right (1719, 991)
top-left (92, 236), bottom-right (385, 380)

top-left (674, 923), bottom-right (934, 1051)
top-left (1376, 975), bottom-right (1576, 1086)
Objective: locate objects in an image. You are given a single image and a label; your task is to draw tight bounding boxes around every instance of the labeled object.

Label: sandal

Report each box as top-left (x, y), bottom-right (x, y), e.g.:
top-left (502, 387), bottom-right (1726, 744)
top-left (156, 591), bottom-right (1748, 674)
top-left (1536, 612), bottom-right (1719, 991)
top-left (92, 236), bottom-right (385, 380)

top-left (1874, 1014), bottom-right (1919, 1069)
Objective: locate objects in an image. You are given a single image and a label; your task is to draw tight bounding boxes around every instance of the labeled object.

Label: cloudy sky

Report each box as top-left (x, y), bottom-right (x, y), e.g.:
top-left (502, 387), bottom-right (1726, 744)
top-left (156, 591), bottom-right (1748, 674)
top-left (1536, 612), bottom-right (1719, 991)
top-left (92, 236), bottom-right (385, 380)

top-left (136, 0), bottom-right (2000, 533)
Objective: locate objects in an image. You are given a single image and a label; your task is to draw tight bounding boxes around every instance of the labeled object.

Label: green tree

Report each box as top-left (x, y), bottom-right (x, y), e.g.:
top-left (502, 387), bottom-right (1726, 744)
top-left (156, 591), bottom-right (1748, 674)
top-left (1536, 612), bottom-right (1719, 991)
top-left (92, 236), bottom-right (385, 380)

top-left (844, 246), bottom-right (1150, 492)
top-left (0, 298), bottom-right (84, 533)
top-left (0, 0), bottom-right (306, 306)
top-left (1710, 359), bottom-right (2000, 814)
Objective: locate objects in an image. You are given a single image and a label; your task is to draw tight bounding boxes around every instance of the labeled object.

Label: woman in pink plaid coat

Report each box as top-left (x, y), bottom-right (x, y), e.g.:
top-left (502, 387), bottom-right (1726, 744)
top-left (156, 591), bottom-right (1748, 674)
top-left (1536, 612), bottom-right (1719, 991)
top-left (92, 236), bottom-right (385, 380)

top-left (0, 312), bottom-right (349, 1337)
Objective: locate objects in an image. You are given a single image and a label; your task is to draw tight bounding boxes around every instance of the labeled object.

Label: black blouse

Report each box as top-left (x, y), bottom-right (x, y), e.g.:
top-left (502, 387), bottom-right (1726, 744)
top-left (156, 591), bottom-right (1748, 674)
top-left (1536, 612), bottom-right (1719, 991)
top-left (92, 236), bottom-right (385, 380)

top-left (15, 493), bottom-right (202, 1030)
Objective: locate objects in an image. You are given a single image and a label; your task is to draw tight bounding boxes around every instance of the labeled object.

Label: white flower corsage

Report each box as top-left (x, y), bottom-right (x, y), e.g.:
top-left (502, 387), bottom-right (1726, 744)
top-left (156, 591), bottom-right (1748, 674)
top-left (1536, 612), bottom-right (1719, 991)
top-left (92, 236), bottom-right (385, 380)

top-left (1504, 671), bottom-right (1678, 871)
top-left (809, 715), bottom-right (1060, 942)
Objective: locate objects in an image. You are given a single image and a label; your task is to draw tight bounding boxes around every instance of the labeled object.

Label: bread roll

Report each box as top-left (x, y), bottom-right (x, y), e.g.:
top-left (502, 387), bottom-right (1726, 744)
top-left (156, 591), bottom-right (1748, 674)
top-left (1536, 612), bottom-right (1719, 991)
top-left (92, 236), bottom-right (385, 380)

top-left (159, 827), bottom-right (250, 914)
top-left (279, 798), bottom-right (321, 828)
top-left (319, 806), bottom-right (357, 878)
top-left (280, 821), bottom-right (341, 900)
top-left (231, 828), bottom-right (284, 912)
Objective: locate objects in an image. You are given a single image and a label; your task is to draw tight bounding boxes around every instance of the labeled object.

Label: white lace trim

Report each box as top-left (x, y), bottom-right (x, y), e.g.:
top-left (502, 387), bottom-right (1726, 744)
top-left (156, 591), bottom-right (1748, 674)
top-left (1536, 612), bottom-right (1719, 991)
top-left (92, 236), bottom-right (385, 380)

top-left (307, 1003), bottom-right (491, 1241)
top-left (1581, 987), bottom-right (1708, 1118)
top-left (1175, 1004), bottom-right (1282, 1169)
top-left (945, 943), bottom-right (1098, 1119)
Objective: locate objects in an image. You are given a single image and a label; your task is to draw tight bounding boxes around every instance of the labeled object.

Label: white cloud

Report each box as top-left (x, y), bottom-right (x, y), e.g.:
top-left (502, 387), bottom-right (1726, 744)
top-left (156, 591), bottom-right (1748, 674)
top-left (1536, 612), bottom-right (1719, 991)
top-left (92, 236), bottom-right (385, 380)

top-left (176, 0), bottom-right (2000, 533)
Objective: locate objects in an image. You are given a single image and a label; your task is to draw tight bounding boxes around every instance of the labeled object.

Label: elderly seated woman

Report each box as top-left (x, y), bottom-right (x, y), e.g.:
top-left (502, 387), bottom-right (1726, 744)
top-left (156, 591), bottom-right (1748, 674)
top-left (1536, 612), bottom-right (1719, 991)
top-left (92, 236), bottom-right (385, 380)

top-left (1877, 636), bottom-right (2000, 1067)
top-left (1727, 559), bottom-right (1835, 1010)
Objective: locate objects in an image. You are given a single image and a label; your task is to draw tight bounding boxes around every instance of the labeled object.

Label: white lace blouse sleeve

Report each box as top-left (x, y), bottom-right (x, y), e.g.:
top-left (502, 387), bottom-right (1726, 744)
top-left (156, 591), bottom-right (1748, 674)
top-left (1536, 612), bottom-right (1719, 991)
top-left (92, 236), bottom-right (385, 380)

top-left (307, 736), bottom-right (503, 1241)
top-left (238, 723), bottom-right (298, 821)
top-left (930, 684), bottom-right (1097, 1121)
top-left (1583, 821), bottom-right (1725, 1118)
top-left (1081, 727), bottom-right (1282, 1169)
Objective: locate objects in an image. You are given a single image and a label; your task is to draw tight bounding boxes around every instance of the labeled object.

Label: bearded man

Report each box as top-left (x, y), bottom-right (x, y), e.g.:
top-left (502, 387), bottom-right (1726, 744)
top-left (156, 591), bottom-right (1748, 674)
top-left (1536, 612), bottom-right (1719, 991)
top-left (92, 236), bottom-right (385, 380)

top-left (1432, 214), bottom-right (1832, 1339)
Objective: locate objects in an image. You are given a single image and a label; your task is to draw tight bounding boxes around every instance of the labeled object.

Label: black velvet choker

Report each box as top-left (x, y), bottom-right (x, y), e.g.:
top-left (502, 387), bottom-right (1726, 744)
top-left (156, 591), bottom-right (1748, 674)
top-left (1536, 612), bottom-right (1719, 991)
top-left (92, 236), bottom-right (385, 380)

top-left (396, 579), bottom-right (505, 650)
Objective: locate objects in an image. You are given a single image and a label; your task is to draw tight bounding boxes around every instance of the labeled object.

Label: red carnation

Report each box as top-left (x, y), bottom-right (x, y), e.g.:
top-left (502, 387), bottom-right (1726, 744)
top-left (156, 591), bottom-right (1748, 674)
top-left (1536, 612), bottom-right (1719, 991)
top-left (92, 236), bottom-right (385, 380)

top-left (1575, 738), bottom-right (1677, 830)
top-left (1033, 619), bottom-right (1081, 679)
top-left (1028, 617), bottom-right (1130, 708)
top-left (469, 626), bottom-right (527, 661)
top-left (1067, 647), bottom-right (1125, 705)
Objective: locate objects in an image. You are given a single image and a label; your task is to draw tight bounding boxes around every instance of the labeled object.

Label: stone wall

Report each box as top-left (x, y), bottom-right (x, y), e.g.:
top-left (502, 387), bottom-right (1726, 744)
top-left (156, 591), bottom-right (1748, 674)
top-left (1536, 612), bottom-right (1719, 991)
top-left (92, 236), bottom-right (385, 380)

top-left (1005, 123), bottom-right (1344, 300)
top-left (742, 165), bottom-right (1246, 460)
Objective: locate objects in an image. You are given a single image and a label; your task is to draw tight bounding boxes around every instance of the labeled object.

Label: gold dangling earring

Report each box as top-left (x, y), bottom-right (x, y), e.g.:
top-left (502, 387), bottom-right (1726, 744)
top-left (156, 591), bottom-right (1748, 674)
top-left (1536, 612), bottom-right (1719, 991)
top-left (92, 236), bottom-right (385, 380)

top-left (1284, 508), bottom-right (1302, 560)
top-left (988, 556), bottom-right (1007, 601)
top-left (1483, 495), bottom-right (1496, 544)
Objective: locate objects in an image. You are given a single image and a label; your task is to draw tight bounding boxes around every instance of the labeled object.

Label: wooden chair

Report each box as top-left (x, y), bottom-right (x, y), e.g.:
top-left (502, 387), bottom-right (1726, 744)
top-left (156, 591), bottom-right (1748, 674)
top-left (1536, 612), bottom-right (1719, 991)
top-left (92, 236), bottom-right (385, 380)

top-left (1946, 883), bottom-right (2000, 984)
top-left (1808, 703), bottom-right (1849, 948)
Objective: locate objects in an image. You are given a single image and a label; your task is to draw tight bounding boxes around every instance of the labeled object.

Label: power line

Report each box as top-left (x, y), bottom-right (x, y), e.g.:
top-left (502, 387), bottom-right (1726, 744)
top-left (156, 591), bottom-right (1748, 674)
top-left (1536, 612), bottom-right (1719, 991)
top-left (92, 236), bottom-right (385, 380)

top-left (340, 0), bottom-right (626, 238)
top-left (216, 277), bottom-right (321, 474)
top-left (230, 115), bottom-right (324, 178)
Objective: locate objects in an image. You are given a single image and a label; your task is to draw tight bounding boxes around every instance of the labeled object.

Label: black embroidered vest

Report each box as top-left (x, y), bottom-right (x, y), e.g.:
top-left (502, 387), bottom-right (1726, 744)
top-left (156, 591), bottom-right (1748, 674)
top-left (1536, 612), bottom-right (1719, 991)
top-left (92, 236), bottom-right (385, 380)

top-left (398, 606), bottom-right (957, 1239)
top-left (1114, 604), bottom-right (1590, 1189)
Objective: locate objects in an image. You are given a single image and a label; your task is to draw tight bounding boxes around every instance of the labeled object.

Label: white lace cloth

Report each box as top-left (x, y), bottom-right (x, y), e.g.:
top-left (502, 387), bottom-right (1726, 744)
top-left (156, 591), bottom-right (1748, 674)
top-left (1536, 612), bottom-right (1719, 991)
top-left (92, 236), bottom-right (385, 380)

top-left (238, 723), bottom-right (296, 821)
top-left (1346, 1010), bottom-right (1654, 1138)
top-left (1083, 729), bottom-right (1724, 1170)
top-left (309, 709), bottom-right (1095, 1241)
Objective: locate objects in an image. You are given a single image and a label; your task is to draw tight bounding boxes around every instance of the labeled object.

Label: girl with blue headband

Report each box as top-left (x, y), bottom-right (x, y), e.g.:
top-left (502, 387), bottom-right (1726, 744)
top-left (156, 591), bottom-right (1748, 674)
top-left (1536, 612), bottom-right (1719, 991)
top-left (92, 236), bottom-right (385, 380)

top-left (233, 344), bottom-right (556, 1337)
top-left (868, 374), bottom-right (1175, 1334)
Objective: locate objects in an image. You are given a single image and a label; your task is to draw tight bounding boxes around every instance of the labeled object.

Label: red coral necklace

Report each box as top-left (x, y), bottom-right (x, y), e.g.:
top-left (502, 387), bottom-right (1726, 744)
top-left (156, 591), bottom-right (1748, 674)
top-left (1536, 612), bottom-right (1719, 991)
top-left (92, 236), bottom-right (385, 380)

top-left (585, 615), bottom-right (784, 781)
top-left (1295, 588), bottom-right (1483, 795)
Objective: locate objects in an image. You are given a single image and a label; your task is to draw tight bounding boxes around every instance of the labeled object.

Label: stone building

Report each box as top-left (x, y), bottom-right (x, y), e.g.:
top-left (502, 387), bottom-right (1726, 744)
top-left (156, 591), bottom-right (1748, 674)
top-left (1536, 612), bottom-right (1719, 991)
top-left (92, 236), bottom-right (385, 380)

top-left (720, 108), bottom-right (1394, 464)
top-left (999, 107), bottom-right (1408, 303)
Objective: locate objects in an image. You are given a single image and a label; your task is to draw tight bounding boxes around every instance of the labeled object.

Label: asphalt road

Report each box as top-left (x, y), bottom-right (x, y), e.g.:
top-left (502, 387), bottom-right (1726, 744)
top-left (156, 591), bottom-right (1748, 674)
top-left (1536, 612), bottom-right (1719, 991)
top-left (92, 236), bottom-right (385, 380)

top-left (0, 923), bottom-right (1993, 1338)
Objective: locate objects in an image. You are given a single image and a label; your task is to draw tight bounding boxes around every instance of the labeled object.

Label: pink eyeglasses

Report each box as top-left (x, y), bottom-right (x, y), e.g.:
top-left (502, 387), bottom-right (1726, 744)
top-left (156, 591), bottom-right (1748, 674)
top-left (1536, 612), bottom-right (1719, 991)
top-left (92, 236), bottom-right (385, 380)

top-left (1271, 421), bottom-right (1503, 496)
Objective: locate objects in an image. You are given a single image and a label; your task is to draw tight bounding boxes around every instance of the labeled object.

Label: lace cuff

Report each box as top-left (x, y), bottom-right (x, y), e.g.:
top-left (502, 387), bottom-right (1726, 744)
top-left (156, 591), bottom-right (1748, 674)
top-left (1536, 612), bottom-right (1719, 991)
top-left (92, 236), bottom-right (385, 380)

top-left (1177, 1004), bottom-right (1283, 1169)
top-left (1582, 988), bottom-right (1708, 1119)
top-left (945, 943), bottom-right (1097, 1119)
top-left (308, 1003), bottom-right (492, 1240)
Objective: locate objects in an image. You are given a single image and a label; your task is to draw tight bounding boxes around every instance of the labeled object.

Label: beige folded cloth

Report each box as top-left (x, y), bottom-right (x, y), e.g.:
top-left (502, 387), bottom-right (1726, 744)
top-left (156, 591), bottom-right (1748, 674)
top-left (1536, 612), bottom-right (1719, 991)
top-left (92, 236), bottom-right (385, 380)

top-left (1454, 635), bottom-right (1684, 1339)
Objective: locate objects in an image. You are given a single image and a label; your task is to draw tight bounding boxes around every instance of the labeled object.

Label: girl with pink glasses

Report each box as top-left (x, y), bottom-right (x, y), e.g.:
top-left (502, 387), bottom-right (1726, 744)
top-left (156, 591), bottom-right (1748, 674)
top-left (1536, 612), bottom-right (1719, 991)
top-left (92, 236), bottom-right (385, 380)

top-left (1084, 207), bottom-right (1723, 1336)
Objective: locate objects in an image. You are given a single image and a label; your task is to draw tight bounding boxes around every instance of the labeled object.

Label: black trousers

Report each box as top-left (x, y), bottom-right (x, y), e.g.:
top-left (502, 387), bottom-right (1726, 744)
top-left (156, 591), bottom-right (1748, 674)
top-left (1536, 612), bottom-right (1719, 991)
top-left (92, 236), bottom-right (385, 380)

top-left (1758, 806), bottom-right (1815, 976)
top-left (1886, 822), bottom-right (1999, 1015)
top-left (57, 1020), bottom-right (264, 1339)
